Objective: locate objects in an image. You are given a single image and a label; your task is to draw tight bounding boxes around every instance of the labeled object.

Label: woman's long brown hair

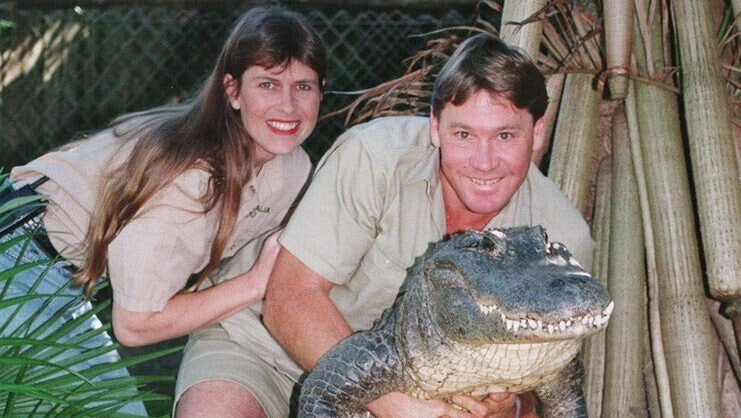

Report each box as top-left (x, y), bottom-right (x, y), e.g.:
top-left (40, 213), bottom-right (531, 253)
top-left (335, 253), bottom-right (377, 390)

top-left (74, 6), bottom-right (326, 297)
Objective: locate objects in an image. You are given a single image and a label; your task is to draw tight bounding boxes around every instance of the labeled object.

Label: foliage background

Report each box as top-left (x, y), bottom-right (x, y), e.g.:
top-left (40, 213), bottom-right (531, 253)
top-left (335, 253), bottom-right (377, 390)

top-left (0, 0), bottom-right (476, 167)
top-left (0, 1), bottom-right (477, 416)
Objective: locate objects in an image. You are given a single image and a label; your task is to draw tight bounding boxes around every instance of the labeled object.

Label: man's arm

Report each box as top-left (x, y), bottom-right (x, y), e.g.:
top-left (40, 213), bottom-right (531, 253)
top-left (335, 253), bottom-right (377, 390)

top-left (263, 247), bottom-right (521, 418)
top-left (262, 247), bottom-right (353, 370)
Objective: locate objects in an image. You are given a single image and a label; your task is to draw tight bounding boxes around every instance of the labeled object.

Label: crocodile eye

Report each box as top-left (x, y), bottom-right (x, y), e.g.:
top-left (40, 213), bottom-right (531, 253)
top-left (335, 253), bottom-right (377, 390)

top-left (480, 235), bottom-right (497, 251)
top-left (428, 259), bottom-right (467, 289)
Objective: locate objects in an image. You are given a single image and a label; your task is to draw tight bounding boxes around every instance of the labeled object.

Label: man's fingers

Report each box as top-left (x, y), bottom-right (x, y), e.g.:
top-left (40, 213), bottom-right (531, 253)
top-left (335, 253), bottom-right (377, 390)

top-left (485, 393), bottom-right (516, 403)
top-left (451, 395), bottom-right (488, 416)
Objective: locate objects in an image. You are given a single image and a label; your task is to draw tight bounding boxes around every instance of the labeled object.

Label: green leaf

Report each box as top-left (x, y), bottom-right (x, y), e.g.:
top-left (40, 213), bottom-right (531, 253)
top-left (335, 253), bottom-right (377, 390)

top-left (0, 383), bottom-right (72, 405)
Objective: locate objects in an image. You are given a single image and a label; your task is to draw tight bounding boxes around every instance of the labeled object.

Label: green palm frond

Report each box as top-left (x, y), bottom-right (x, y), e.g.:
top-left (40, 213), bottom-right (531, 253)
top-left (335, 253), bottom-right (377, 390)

top-left (0, 173), bottom-right (182, 417)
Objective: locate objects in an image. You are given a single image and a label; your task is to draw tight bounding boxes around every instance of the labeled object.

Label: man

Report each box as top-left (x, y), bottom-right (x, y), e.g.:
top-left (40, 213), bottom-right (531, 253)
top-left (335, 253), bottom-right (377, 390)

top-left (181, 34), bottom-right (594, 417)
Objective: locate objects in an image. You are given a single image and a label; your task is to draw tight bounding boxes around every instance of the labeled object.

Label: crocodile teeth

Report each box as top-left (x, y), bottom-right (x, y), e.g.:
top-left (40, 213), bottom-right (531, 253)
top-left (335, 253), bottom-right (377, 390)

top-left (478, 303), bottom-right (499, 315)
top-left (494, 306), bottom-right (612, 333)
top-left (604, 301), bottom-right (615, 316)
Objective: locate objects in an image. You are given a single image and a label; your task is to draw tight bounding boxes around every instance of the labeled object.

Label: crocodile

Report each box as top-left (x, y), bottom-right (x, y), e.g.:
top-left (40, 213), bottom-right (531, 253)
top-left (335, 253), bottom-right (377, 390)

top-left (298, 226), bottom-right (613, 418)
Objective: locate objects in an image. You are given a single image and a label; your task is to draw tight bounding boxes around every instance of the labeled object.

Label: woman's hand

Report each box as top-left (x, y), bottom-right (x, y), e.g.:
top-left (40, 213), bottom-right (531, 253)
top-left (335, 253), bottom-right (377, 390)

top-left (244, 230), bottom-right (282, 299)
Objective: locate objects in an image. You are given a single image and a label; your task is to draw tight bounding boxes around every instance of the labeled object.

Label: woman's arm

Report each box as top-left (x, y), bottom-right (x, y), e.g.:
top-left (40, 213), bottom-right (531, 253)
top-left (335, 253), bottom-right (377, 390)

top-left (112, 231), bottom-right (280, 347)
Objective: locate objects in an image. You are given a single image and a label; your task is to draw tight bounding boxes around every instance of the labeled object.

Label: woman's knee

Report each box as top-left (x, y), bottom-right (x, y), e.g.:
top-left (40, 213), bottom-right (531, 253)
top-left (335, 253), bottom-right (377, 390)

top-left (175, 380), bottom-right (266, 418)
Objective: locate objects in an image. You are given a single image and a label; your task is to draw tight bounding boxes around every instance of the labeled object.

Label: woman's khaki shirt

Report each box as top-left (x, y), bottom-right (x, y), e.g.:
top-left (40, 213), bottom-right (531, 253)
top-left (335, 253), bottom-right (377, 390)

top-left (11, 128), bottom-right (311, 312)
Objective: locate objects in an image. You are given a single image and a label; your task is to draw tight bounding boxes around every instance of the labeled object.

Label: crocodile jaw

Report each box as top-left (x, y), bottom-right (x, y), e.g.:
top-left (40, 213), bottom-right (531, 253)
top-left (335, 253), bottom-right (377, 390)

top-left (402, 332), bottom-right (582, 399)
top-left (476, 299), bottom-right (614, 339)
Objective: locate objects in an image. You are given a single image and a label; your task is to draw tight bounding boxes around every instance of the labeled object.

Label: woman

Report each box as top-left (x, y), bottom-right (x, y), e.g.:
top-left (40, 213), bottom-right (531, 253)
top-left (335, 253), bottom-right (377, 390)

top-left (2, 5), bottom-right (325, 414)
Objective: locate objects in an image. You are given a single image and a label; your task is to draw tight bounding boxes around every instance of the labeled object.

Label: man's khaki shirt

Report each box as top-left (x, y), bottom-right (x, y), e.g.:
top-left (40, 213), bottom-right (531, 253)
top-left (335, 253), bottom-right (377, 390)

top-left (219, 115), bottom-right (594, 381)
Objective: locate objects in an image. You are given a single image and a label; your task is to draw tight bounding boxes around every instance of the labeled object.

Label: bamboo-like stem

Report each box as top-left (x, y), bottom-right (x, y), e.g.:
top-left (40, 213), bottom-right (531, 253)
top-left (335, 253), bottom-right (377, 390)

top-left (626, 80), bottom-right (674, 418)
top-left (499, 0), bottom-right (547, 59)
top-left (547, 73), bottom-right (600, 217)
top-left (603, 0), bottom-right (633, 98)
top-left (582, 156), bottom-right (611, 418)
top-left (602, 105), bottom-right (647, 416)
top-left (632, 41), bottom-right (722, 418)
top-left (671, 0), bottom-right (741, 302)
top-left (533, 73), bottom-right (565, 167)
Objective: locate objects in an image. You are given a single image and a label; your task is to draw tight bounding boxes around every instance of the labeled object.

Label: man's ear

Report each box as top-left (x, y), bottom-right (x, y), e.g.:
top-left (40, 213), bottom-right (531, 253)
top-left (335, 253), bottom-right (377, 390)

top-left (429, 112), bottom-right (441, 147)
top-left (223, 74), bottom-right (240, 110)
top-left (531, 116), bottom-right (546, 154)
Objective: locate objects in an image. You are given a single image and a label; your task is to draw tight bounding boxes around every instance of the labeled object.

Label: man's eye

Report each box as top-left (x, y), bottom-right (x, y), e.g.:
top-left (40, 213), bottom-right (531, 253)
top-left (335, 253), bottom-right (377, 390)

top-left (259, 82), bottom-right (275, 89)
top-left (455, 131), bottom-right (470, 140)
top-left (296, 83), bottom-right (312, 91)
top-left (499, 132), bottom-right (513, 141)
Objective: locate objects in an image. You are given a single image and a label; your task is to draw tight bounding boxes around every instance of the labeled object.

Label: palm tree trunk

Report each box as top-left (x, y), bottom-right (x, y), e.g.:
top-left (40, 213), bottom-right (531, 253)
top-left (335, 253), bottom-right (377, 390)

top-left (631, 3), bottom-right (722, 414)
top-left (582, 155), bottom-right (611, 417)
top-left (671, 0), bottom-right (741, 302)
top-left (547, 73), bottom-right (600, 217)
top-left (602, 105), bottom-right (647, 416)
top-left (603, 0), bottom-right (633, 99)
top-left (499, 0), bottom-right (547, 59)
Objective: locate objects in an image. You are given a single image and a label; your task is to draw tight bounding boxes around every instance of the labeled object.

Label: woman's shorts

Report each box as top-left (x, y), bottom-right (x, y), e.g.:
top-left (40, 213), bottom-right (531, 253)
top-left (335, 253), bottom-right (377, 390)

top-left (174, 324), bottom-right (299, 418)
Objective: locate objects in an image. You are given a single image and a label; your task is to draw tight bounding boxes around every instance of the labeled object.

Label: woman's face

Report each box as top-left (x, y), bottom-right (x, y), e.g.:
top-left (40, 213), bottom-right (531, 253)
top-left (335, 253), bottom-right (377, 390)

top-left (224, 60), bottom-right (322, 169)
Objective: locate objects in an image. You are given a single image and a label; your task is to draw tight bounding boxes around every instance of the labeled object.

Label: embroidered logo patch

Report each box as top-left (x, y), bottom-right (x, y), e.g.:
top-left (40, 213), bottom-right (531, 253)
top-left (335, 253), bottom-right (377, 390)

top-left (246, 205), bottom-right (270, 218)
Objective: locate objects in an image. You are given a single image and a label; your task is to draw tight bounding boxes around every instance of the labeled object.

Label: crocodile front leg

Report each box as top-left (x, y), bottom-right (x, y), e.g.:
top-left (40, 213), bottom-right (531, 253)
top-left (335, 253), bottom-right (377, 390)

top-left (298, 326), bottom-right (405, 418)
top-left (534, 357), bottom-right (588, 418)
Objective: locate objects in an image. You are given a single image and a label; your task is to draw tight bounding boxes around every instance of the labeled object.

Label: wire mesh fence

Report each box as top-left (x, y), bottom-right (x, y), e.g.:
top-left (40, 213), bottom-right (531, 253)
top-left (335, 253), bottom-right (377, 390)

top-left (0, 2), bottom-right (474, 168)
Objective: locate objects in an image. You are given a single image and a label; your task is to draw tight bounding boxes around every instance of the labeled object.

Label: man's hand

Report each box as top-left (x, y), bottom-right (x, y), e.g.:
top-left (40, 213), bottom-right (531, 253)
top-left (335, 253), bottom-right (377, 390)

top-left (452, 392), bottom-right (539, 418)
top-left (366, 392), bottom-right (473, 418)
top-left (366, 391), bottom-right (539, 418)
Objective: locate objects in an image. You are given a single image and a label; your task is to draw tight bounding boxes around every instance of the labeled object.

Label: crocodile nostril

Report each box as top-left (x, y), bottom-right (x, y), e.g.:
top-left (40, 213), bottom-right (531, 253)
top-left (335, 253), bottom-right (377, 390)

top-left (550, 278), bottom-right (565, 288)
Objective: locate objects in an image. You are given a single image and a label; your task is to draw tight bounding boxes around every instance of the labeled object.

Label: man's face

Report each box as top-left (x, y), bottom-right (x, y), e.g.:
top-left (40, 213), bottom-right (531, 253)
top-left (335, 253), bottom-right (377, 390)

top-left (430, 90), bottom-right (544, 217)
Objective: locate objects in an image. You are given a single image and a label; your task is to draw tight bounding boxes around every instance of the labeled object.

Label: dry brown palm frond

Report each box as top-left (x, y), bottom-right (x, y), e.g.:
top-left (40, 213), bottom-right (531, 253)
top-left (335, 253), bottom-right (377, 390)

top-left (328, 0), bottom-right (608, 128)
top-left (719, 13), bottom-right (740, 126)
top-left (534, 0), bottom-right (604, 75)
top-left (323, 34), bottom-right (465, 127)
top-left (474, 0), bottom-right (503, 35)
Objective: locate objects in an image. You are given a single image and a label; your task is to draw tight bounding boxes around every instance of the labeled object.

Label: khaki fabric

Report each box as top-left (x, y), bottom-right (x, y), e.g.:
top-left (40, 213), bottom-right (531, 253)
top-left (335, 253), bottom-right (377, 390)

top-left (10, 127), bottom-right (312, 312)
top-left (175, 235), bottom-right (303, 418)
top-left (196, 116), bottom-right (595, 403)
top-left (175, 325), bottom-right (297, 418)
top-left (282, 116), bottom-right (594, 333)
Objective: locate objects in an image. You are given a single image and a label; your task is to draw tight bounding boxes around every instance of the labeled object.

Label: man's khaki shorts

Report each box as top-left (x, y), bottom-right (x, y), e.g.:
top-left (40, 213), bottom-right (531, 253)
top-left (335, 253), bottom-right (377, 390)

top-left (174, 325), bottom-right (298, 418)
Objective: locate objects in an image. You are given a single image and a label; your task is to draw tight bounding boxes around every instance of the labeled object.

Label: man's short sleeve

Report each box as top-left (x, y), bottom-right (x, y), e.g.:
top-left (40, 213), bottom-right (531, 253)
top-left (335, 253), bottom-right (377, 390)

top-left (281, 128), bottom-right (386, 285)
